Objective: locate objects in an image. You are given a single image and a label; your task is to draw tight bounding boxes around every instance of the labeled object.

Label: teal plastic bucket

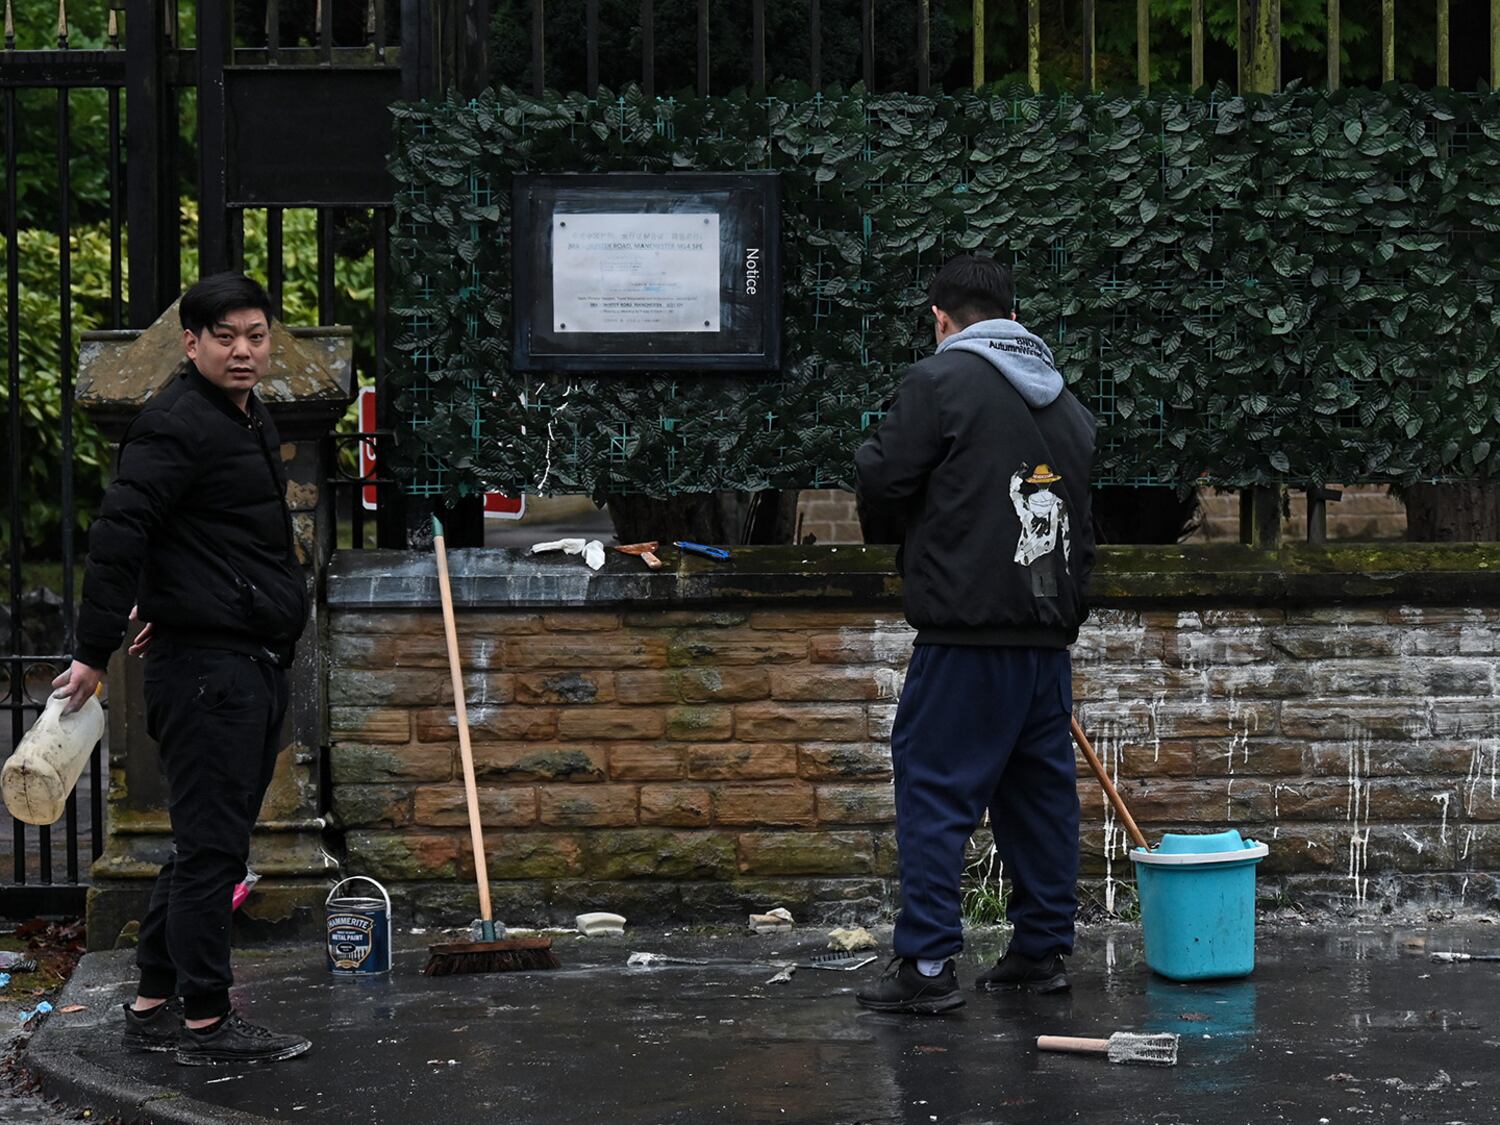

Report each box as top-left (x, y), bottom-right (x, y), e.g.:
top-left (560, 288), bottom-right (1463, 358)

top-left (1130, 829), bottom-right (1269, 982)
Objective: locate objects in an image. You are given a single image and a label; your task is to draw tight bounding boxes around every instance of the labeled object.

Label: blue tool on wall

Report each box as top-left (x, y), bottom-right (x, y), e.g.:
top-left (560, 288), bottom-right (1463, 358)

top-left (673, 541), bottom-right (732, 561)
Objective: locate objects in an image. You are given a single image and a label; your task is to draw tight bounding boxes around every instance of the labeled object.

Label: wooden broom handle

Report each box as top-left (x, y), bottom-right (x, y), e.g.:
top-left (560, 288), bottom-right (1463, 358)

top-left (434, 528), bottom-right (493, 924)
top-left (1070, 717), bottom-right (1149, 851)
top-left (1037, 1035), bottom-right (1110, 1054)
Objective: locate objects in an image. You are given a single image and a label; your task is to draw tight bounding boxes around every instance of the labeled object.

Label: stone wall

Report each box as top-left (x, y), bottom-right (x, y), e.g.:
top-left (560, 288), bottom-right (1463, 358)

top-left (795, 489), bottom-right (866, 544)
top-left (327, 545), bottom-right (1500, 926)
top-left (1191, 485), bottom-right (1407, 543)
top-left (329, 605), bottom-right (904, 925)
top-left (794, 486), bottom-right (1409, 545)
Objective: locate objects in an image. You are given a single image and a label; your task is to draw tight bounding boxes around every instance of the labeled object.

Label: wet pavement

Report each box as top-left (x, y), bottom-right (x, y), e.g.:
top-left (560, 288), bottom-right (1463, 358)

top-left (1, 1020), bottom-right (80, 1125)
top-left (21, 922), bottom-right (1500, 1124)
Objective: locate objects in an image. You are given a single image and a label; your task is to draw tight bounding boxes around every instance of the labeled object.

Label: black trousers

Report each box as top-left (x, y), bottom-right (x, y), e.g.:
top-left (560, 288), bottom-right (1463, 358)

top-left (136, 641), bottom-right (288, 1020)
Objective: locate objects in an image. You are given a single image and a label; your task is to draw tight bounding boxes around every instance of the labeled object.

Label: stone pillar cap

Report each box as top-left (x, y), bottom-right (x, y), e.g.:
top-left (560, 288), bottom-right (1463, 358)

top-left (78, 298), bottom-right (353, 418)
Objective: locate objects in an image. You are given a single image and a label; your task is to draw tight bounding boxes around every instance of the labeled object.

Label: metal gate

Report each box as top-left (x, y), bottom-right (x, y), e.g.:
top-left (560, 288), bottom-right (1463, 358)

top-left (0, 0), bottom-right (449, 915)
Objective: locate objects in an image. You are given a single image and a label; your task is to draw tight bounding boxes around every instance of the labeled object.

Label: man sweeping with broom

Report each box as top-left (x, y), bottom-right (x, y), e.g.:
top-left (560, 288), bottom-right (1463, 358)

top-left (853, 254), bottom-right (1098, 1014)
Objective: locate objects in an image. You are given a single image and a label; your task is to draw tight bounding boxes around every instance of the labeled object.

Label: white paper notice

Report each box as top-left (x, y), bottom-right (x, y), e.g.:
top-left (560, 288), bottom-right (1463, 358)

top-left (552, 213), bottom-right (721, 334)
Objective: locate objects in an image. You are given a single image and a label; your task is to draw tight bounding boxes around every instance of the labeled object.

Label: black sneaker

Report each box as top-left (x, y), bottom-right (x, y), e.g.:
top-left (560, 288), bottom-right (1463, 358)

top-left (974, 949), bottom-right (1070, 994)
top-left (121, 999), bottom-right (182, 1053)
top-left (855, 957), bottom-right (966, 1015)
top-left (175, 1013), bottom-right (311, 1067)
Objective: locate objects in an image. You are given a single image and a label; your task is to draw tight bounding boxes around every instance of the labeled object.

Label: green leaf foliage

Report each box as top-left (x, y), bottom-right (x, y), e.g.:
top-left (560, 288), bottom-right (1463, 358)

top-left (389, 83), bottom-right (1500, 500)
top-left (0, 202), bottom-right (374, 562)
top-left (0, 225), bottom-right (116, 559)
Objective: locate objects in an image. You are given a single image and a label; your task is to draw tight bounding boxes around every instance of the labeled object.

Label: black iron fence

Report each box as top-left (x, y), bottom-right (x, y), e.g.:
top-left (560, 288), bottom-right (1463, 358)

top-left (1, 0), bottom-right (416, 914)
top-left (5, 0), bottom-right (1497, 911)
top-left (2, 6), bottom-right (126, 916)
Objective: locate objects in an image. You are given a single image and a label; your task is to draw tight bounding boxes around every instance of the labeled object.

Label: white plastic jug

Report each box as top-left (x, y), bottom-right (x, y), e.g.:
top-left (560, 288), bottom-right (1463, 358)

top-left (2, 689), bottom-right (104, 825)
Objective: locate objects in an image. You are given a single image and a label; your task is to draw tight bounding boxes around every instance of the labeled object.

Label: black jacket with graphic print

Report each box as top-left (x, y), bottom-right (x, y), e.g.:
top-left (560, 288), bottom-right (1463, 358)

top-left (74, 365), bottom-right (308, 669)
top-left (855, 347), bottom-right (1098, 648)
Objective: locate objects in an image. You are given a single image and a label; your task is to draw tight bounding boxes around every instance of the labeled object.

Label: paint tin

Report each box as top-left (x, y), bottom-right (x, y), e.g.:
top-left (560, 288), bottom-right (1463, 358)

top-left (325, 877), bottom-right (392, 976)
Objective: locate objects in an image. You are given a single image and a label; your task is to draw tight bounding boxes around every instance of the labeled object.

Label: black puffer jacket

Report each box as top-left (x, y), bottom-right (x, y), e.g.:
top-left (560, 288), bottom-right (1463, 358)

top-left (74, 365), bottom-right (307, 669)
top-left (855, 348), bottom-right (1097, 648)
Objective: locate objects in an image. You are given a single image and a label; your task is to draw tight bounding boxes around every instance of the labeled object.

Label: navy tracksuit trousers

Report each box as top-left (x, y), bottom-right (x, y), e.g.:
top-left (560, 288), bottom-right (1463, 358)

top-left (891, 644), bottom-right (1080, 963)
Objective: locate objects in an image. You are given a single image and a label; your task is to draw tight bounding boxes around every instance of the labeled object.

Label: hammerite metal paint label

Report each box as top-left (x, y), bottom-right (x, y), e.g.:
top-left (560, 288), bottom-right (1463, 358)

top-left (326, 901), bottom-right (390, 974)
top-left (325, 879), bottom-right (393, 976)
top-left (328, 912), bottom-right (374, 970)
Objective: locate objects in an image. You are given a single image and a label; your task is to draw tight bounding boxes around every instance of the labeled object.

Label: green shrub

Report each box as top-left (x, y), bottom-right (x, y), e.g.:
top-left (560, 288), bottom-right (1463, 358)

top-left (0, 202), bottom-right (375, 564)
top-left (0, 224), bottom-right (116, 559)
top-left (389, 84), bottom-right (1500, 501)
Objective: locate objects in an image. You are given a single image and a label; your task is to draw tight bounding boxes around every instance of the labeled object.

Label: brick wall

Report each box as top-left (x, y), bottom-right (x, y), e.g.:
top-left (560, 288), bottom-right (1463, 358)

top-left (1072, 605), bottom-right (1500, 916)
top-left (795, 486), bottom-right (1409, 544)
top-left (796, 489), bottom-right (865, 544)
top-left (1191, 485), bottom-right (1407, 542)
top-left (327, 547), bottom-right (1500, 925)
top-left (329, 606), bottom-right (908, 925)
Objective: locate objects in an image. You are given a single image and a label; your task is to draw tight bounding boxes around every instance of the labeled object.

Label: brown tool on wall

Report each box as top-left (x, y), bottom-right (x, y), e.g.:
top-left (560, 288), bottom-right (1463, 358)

top-left (615, 541), bottom-right (663, 569)
top-left (424, 516), bottom-right (561, 976)
top-left (1070, 717), bottom-right (1149, 852)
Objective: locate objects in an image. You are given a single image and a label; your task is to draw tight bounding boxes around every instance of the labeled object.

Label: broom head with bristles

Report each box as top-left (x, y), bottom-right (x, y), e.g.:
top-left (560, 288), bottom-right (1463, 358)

top-left (424, 936), bottom-right (561, 976)
top-left (1105, 1031), bottom-right (1179, 1066)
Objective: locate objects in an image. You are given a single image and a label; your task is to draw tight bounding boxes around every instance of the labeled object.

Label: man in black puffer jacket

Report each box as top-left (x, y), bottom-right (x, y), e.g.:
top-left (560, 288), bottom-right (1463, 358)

top-left (853, 255), bottom-right (1097, 1014)
top-left (53, 273), bottom-right (311, 1065)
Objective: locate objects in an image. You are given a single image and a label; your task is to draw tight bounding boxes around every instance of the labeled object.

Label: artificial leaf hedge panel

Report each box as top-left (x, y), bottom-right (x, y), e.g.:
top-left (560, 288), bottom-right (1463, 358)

top-left (388, 83), bottom-right (1500, 500)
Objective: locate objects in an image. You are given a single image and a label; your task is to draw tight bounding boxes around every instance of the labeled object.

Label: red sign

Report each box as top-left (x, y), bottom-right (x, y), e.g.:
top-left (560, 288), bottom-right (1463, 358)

top-left (356, 388), bottom-right (525, 519)
top-left (357, 387), bottom-right (379, 511)
top-left (484, 492), bottom-right (525, 519)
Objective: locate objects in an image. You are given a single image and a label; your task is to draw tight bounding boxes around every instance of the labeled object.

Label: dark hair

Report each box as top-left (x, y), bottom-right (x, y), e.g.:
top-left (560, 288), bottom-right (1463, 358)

top-left (179, 272), bottom-right (274, 335)
top-left (927, 254), bottom-right (1015, 325)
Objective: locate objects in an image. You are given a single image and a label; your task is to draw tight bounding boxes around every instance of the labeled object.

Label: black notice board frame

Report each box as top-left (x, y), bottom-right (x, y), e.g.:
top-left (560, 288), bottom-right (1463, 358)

top-left (511, 173), bottom-right (782, 373)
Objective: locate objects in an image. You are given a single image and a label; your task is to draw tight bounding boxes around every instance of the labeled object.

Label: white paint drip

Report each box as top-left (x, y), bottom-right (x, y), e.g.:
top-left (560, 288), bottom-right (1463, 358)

top-left (836, 624), bottom-right (917, 666)
top-left (1347, 731), bottom-right (1372, 907)
top-left (1272, 783), bottom-right (1303, 820)
top-left (532, 382), bottom-right (575, 493)
top-left (1462, 826), bottom-right (1476, 861)
top-left (1435, 792), bottom-right (1452, 844)
top-left (1096, 720), bottom-right (1131, 916)
top-left (874, 667), bottom-right (905, 700)
top-left (1348, 831), bottom-right (1369, 907)
top-left (1149, 692), bottom-right (1165, 763)
top-left (1465, 744), bottom-right (1484, 816)
top-left (1221, 695), bottom-right (1258, 824)
top-left (1227, 694), bottom-right (1257, 765)
top-left (1072, 619), bottom-right (1156, 706)
top-left (1464, 741), bottom-right (1499, 815)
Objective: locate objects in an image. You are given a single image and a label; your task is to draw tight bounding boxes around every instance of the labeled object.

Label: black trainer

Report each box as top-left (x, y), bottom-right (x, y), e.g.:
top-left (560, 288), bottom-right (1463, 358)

top-left (974, 949), bottom-right (1070, 994)
top-left (121, 999), bottom-right (182, 1053)
top-left (175, 1013), bottom-right (311, 1067)
top-left (855, 957), bottom-right (966, 1014)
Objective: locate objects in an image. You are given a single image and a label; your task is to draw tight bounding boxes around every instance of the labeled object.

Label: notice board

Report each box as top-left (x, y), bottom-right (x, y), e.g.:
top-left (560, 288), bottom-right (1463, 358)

top-left (512, 173), bottom-right (781, 373)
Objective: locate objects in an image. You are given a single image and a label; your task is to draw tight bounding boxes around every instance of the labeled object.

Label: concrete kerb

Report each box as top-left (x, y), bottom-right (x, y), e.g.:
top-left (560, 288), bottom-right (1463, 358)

top-left (22, 950), bottom-right (280, 1125)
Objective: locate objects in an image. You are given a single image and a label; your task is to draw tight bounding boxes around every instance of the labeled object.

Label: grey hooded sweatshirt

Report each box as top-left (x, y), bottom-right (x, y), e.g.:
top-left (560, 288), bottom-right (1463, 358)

top-left (935, 318), bottom-right (1064, 408)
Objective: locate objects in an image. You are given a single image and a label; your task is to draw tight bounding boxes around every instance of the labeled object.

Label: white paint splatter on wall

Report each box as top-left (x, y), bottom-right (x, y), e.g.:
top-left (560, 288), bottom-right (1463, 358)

top-left (1347, 731), bottom-right (1372, 906)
